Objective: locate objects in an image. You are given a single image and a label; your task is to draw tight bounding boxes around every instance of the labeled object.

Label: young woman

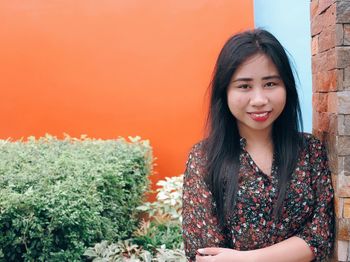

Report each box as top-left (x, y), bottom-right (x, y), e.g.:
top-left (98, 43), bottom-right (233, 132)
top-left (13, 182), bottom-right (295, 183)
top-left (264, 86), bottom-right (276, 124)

top-left (182, 29), bottom-right (334, 262)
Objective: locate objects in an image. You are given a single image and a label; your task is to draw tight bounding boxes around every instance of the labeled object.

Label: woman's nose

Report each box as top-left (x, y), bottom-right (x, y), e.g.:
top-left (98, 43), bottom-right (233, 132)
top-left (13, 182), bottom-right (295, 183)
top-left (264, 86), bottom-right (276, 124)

top-left (249, 88), bottom-right (268, 107)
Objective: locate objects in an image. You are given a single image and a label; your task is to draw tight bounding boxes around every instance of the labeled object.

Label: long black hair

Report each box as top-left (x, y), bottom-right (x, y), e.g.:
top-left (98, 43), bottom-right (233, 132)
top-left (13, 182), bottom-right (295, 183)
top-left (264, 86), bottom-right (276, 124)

top-left (204, 29), bottom-right (304, 225)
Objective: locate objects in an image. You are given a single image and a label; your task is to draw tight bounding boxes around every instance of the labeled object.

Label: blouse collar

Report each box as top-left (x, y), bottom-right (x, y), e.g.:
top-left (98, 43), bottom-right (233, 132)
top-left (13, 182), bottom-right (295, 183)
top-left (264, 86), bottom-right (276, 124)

top-left (239, 137), bottom-right (247, 150)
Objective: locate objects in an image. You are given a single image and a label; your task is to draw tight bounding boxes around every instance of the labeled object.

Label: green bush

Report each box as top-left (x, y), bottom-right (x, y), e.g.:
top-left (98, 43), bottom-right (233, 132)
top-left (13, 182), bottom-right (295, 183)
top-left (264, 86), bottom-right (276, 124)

top-left (0, 135), bottom-right (152, 261)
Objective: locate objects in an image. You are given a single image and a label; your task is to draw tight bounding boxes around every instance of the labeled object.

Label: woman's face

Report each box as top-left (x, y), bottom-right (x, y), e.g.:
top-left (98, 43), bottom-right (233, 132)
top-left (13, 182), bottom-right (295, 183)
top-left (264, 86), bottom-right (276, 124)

top-left (227, 53), bottom-right (286, 137)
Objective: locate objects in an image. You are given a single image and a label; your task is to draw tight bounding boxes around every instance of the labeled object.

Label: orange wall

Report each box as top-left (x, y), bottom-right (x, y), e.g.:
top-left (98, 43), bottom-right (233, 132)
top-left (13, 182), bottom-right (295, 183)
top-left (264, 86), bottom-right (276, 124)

top-left (0, 1), bottom-right (253, 184)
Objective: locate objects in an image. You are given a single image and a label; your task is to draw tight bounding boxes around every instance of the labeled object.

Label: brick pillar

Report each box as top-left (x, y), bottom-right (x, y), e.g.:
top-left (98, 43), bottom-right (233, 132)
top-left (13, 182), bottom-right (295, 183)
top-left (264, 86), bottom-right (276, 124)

top-left (311, 0), bottom-right (350, 261)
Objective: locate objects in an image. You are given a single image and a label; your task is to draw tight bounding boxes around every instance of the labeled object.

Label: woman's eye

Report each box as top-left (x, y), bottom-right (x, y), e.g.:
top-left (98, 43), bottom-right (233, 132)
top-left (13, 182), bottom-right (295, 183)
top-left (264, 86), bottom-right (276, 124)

top-left (265, 82), bottom-right (276, 88)
top-left (238, 84), bottom-right (250, 89)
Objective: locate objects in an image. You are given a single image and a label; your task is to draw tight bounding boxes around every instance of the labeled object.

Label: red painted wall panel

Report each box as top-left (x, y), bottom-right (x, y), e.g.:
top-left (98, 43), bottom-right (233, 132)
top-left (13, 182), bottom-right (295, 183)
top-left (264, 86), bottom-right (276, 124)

top-left (0, 1), bottom-right (254, 184)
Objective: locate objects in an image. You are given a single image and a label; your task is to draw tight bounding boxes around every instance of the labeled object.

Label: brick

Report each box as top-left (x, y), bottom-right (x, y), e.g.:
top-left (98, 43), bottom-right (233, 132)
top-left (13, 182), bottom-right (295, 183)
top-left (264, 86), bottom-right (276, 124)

top-left (329, 152), bottom-right (338, 174)
top-left (342, 115), bottom-right (350, 135)
top-left (327, 133), bottom-right (340, 170)
top-left (313, 92), bottom-right (328, 112)
top-left (312, 35), bottom-right (319, 56)
top-left (329, 49), bottom-right (337, 71)
top-left (328, 139), bottom-right (338, 174)
top-left (344, 155), bottom-right (350, 175)
top-left (335, 196), bottom-right (344, 218)
top-left (337, 156), bottom-right (343, 174)
top-left (327, 48), bottom-right (337, 70)
top-left (324, 130), bottom-right (332, 148)
top-left (338, 115), bottom-right (345, 135)
top-left (319, 26), bottom-right (336, 52)
top-left (328, 92), bottom-right (338, 113)
top-left (311, 15), bottom-right (323, 37)
top-left (337, 156), bottom-right (350, 176)
top-left (332, 171), bottom-right (338, 191)
top-left (338, 218), bottom-right (350, 240)
top-left (337, 136), bottom-right (350, 156)
top-left (343, 66), bottom-right (350, 89)
top-left (312, 52), bottom-right (326, 73)
top-left (313, 111), bottom-right (330, 133)
top-left (321, 112), bottom-right (331, 133)
top-left (311, 4), bottom-right (336, 36)
top-left (313, 69), bottom-right (338, 92)
top-left (338, 91), bottom-right (350, 113)
top-left (312, 48), bottom-right (336, 73)
top-left (337, 0), bottom-right (350, 23)
top-left (337, 240), bottom-right (349, 261)
top-left (337, 68), bottom-right (344, 90)
top-left (337, 174), bottom-right (350, 197)
top-left (312, 111), bottom-right (319, 131)
top-left (325, 3), bottom-right (337, 27)
top-left (311, 0), bottom-right (319, 18)
top-left (344, 198), bottom-right (350, 218)
top-left (312, 74), bottom-right (317, 93)
top-left (344, 24), bottom-right (350, 45)
top-left (318, 0), bottom-right (335, 14)
top-left (336, 23), bottom-right (344, 46)
top-left (329, 113), bottom-right (339, 135)
top-left (337, 47), bottom-right (350, 68)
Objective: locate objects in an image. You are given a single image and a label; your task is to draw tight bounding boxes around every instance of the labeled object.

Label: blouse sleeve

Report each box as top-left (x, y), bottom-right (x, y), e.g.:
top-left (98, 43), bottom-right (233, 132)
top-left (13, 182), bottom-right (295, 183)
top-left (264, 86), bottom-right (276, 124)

top-left (296, 136), bottom-right (335, 261)
top-left (182, 143), bottom-right (227, 261)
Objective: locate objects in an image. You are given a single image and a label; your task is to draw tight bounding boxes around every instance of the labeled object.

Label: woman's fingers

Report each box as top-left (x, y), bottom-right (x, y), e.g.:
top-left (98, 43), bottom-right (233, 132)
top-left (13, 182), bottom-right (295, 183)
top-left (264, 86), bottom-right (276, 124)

top-left (196, 247), bottom-right (236, 261)
top-left (197, 247), bottom-right (227, 255)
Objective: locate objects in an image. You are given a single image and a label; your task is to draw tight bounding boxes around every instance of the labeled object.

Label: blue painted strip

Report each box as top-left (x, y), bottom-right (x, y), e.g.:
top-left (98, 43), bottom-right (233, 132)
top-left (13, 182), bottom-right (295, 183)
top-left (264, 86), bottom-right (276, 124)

top-left (254, 0), bottom-right (312, 132)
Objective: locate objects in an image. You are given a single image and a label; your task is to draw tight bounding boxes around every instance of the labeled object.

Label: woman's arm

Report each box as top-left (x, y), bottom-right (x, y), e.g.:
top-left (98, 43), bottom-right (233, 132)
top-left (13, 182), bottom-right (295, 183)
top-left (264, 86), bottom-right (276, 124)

top-left (196, 236), bottom-right (313, 262)
top-left (252, 236), bottom-right (314, 261)
top-left (294, 136), bottom-right (334, 261)
top-left (197, 135), bottom-right (334, 262)
top-left (182, 142), bottom-right (227, 261)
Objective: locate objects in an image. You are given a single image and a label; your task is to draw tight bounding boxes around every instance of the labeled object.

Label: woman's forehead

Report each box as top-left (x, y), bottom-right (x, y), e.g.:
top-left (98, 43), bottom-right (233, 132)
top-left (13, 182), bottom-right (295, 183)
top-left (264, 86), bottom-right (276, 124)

top-left (232, 53), bottom-right (279, 80)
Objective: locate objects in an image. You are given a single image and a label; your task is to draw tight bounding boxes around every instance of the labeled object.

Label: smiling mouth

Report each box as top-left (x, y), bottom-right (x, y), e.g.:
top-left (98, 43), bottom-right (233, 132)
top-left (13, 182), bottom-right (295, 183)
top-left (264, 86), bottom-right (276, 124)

top-left (248, 111), bottom-right (271, 121)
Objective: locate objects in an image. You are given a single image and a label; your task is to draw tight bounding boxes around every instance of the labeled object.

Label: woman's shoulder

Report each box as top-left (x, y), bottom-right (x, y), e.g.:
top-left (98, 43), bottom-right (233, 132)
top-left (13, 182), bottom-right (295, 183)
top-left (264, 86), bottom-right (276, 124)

top-left (298, 132), bottom-right (327, 155)
top-left (188, 140), bottom-right (207, 158)
top-left (299, 132), bottom-right (323, 145)
top-left (184, 141), bottom-right (209, 181)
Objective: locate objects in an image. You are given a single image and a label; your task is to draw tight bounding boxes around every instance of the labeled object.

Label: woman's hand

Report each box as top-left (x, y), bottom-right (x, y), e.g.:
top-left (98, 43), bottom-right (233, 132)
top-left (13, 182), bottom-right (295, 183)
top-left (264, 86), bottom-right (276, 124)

top-left (195, 247), bottom-right (256, 262)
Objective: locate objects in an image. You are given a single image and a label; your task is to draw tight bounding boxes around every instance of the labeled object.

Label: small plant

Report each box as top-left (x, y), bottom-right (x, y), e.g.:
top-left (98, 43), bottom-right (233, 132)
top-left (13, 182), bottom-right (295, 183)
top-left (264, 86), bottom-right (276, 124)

top-left (84, 239), bottom-right (185, 262)
top-left (154, 245), bottom-right (186, 262)
top-left (84, 175), bottom-right (185, 261)
top-left (134, 175), bottom-right (184, 253)
top-left (133, 220), bottom-right (183, 252)
top-left (137, 175), bottom-right (183, 224)
top-left (83, 240), bottom-right (152, 262)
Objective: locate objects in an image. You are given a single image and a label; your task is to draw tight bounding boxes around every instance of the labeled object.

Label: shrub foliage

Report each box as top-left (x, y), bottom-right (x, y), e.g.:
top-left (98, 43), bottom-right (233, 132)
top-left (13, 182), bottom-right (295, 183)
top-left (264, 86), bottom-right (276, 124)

top-left (84, 175), bottom-right (185, 261)
top-left (0, 135), bottom-right (152, 261)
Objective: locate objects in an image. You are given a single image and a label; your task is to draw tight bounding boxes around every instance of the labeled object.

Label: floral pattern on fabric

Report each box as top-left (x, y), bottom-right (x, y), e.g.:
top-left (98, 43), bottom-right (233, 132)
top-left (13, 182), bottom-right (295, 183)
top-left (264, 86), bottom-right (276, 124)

top-left (182, 133), bottom-right (334, 262)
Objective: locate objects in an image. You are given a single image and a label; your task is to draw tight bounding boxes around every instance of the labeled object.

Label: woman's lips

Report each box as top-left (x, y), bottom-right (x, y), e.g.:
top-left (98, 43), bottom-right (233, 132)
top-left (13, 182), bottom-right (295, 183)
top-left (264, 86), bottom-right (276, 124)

top-left (248, 111), bottom-right (271, 122)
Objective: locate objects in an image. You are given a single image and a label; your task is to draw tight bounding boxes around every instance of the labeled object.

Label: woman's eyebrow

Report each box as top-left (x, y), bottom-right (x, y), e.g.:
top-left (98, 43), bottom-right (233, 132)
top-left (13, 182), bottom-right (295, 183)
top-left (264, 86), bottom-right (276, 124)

top-left (232, 75), bottom-right (281, 83)
top-left (231, 77), bottom-right (253, 83)
top-left (262, 75), bottom-right (281, 80)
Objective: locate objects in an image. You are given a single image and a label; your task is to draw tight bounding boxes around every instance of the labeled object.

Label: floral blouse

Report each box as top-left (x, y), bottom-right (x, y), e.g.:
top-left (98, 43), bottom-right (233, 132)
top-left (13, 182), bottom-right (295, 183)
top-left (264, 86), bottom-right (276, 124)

top-left (182, 133), bottom-right (334, 262)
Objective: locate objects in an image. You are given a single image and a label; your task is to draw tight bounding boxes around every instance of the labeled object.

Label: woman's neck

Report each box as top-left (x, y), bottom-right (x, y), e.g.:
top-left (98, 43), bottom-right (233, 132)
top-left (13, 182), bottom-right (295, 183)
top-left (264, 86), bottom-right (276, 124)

top-left (238, 126), bottom-right (274, 175)
top-left (238, 126), bottom-right (273, 151)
